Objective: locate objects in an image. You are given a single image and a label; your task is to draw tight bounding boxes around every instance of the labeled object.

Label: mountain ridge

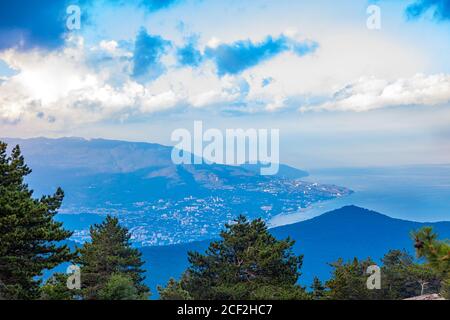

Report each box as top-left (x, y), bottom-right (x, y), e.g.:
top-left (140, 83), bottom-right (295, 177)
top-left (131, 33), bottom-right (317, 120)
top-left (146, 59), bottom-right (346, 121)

top-left (0, 136), bottom-right (347, 246)
top-left (141, 205), bottom-right (450, 298)
top-left (1, 136), bottom-right (308, 178)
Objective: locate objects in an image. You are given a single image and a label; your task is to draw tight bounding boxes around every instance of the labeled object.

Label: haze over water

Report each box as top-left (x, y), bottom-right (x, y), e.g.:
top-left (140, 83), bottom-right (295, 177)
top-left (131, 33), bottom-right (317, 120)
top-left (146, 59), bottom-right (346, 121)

top-left (269, 165), bottom-right (450, 226)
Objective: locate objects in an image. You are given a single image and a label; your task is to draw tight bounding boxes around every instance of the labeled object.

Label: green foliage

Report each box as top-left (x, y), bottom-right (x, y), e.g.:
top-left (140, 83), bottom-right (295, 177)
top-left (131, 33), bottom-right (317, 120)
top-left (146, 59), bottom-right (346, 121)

top-left (40, 273), bottom-right (78, 300)
top-left (377, 251), bottom-right (408, 299)
top-left (163, 215), bottom-right (308, 300)
top-left (310, 276), bottom-right (326, 300)
top-left (245, 283), bottom-right (308, 300)
top-left (158, 278), bottom-right (192, 300)
top-left (325, 250), bottom-right (443, 300)
top-left (3, 140), bottom-right (449, 301)
top-left (381, 250), bottom-right (441, 299)
top-left (325, 257), bottom-right (380, 300)
top-left (413, 227), bottom-right (450, 299)
top-left (98, 274), bottom-right (146, 300)
top-left (413, 227), bottom-right (450, 277)
top-left (407, 263), bottom-right (442, 296)
top-left (441, 278), bottom-right (450, 299)
top-left (75, 216), bottom-right (150, 300)
top-left (0, 142), bottom-right (73, 300)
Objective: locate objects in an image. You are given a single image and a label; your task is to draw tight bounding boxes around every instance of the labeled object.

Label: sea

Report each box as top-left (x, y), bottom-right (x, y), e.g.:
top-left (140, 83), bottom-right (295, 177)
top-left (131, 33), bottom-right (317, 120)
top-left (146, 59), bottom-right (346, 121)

top-left (269, 165), bottom-right (450, 227)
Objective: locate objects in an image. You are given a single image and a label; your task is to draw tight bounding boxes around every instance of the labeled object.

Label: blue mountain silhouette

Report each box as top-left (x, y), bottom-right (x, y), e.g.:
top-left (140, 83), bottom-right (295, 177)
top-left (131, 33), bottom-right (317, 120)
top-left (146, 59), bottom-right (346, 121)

top-left (141, 205), bottom-right (450, 297)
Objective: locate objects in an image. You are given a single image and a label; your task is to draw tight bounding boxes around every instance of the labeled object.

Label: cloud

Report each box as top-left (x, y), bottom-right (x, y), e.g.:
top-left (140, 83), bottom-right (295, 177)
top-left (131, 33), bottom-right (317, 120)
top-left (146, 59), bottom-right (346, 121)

top-left (0, 59), bottom-right (18, 77)
top-left (406, 0), bottom-right (450, 21)
top-left (174, 33), bottom-right (319, 76)
top-left (177, 37), bottom-right (203, 67)
top-left (261, 77), bottom-right (274, 87)
top-left (97, 0), bottom-right (181, 12)
top-left (132, 28), bottom-right (171, 82)
top-left (0, 0), bottom-right (183, 51)
top-left (138, 0), bottom-right (180, 12)
top-left (0, 36), bottom-right (183, 126)
top-left (2, 35), bottom-right (447, 131)
top-left (0, 31), bottom-right (259, 127)
top-left (204, 35), bottom-right (318, 76)
top-left (300, 74), bottom-right (450, 112)
top-left (0, 0), bottom-right (76, 50)
top-left (0, 9), bottom-right (444, 131)
top-left (188, 76), bottom-right (250, 108)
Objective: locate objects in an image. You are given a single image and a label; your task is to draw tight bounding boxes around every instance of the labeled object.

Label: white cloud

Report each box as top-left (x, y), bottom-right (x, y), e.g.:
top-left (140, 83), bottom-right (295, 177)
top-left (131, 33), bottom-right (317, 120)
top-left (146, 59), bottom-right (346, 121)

top-left (0, 37), bottom-right (186, 127)
top-left (99, 40), bottom-right (119, 53)
top-left (206, 37), bottom-right (221, 49)
top-left (0, 23), bottom-right (448, 134)
top-left (301, 74), bottom-right (450, 112)
top-left (139, 90), bottom-right (182, 113)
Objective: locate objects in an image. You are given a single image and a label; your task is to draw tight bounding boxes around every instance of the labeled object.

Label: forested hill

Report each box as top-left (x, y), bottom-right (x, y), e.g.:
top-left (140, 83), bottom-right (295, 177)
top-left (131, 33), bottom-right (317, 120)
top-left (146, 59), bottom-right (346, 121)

top-left (142, 206), bottom-right (450, 298)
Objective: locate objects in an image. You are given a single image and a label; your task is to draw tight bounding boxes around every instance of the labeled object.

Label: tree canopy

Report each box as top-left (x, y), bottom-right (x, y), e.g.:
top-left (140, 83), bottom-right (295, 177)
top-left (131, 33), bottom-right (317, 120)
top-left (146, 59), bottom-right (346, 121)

top-left (0, 142), bottom-right (73, 299)
top-left (159, 215), bottom-right (308, 300)
top-left (413, 227), bottom-right (450, 299)
top-left (75, 215), bottom-right (150, 300)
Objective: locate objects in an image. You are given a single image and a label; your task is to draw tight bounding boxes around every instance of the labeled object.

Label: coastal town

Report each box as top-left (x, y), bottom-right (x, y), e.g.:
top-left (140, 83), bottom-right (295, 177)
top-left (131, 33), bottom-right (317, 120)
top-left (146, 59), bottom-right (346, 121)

top-left (66, 178), bottom-right (352, 246)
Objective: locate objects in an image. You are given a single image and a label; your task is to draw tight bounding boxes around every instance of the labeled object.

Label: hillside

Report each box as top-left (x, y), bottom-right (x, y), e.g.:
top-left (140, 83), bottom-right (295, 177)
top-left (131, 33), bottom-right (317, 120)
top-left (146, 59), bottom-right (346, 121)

top-left (142, 206), bottom-right (450, 298)
top-left (1, 137), bottom-right (348, 245)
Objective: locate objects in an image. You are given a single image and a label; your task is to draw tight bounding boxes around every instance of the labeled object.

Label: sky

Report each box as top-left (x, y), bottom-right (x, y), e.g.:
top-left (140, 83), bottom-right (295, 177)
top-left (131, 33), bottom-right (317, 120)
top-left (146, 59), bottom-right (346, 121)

top-left (0, 0), bottom-right (449, 169)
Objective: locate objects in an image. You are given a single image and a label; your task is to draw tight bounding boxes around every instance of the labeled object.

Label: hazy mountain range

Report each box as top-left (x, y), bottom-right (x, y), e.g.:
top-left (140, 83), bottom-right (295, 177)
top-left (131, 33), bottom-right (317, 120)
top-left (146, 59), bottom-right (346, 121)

top-left (1, 137), bottom-right (350, 245)
top-left (4, 138), bottom-right (448, 298)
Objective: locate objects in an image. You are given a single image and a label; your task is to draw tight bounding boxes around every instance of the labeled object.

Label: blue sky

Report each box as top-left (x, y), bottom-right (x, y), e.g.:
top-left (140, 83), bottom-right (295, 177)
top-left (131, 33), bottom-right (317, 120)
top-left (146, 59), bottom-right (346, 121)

top-left (0, 0), bottom-right (449, 168)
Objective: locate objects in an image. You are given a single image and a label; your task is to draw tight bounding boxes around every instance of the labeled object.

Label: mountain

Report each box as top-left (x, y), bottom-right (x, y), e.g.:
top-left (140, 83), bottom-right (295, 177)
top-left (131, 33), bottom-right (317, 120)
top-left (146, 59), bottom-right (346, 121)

top-left (141, 206), bottom-right (450, 298)
top-left (2, 137), bottom-right (174, 174)
top-left (2, 137), bottom-right (308, 178)
top-left (271, 205), bottom-right (450, 284)
top-left (1, 137), bottom-right (350, 246)
top-left (241, 162), bottom-right (309, 179)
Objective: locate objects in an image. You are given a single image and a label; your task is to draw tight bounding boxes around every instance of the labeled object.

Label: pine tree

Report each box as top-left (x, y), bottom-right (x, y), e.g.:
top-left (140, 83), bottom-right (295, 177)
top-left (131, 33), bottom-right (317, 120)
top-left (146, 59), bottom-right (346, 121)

top-left (380, 250), bottom-right (432, 299)
top-left (413, 227), bottom-right (450, 276)
top-left (75, 215), bottom-right (150, 300)
top-left (407, 263), bottom-right (441, 296)
top-left (325, 257), bottom-right (381, 300)
top-left (158, 278), bottom-right (192, 300)
top-left (0, 142), bottom-right (73, 299)
top-left (412, 227), bottom-right (450, 298)
top-left (441, 278), bottom-right (450, 299)
top-left (310, 276), bottom-right (326, 300)
top-left (98, 274), bottom-right (143, 300)
top-left (325, 250), bottom-right (443, 300)
top-left (162, 215), bottom-right (308, 300)
top-left (40, 273), bottom-right (78, 300)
